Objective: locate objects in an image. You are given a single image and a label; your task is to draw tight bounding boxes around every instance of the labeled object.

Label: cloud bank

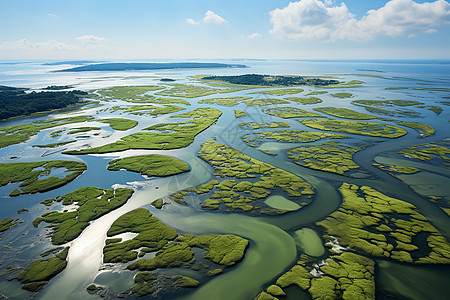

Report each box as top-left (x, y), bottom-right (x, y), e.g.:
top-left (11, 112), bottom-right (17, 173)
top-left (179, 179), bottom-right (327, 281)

top-left (186, 10), bottom-right (228, 25)
top-left (0, 39), bottom-right (76, 50)
top-left (75, 35), bottom-right (106, 44)
top-left (248, 33), bottom-right (262, 39)
top-left (0, 35), bottom-right (106, 51)
top-left (270, 0), bottom-right (450, 41)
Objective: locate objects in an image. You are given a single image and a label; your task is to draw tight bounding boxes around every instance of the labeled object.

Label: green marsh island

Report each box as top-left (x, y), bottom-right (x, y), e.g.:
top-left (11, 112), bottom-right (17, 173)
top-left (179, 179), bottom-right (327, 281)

top-left (0, 61), bottom-right (449, 300)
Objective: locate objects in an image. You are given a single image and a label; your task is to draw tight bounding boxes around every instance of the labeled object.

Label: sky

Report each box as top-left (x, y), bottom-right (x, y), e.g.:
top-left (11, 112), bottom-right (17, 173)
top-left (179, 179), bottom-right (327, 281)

top-left (0, 0), bottom-right (450, 60)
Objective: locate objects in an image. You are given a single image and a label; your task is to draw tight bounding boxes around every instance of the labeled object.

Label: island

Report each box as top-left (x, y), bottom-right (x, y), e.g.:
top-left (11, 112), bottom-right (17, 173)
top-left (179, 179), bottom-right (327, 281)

top-left (201, 74), bottom-right (339, 86)
top-left (53, 62), bottom-right (247, 72)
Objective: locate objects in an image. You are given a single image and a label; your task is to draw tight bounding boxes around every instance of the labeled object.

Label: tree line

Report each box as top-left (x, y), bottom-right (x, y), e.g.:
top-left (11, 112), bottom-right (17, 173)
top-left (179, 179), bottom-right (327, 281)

top-left (0, 86), bottom-right (86, 120)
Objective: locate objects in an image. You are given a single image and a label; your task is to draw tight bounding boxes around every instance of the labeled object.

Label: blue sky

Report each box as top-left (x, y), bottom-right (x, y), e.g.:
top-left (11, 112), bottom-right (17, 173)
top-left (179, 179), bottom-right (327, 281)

top-left (1, 0), bottom-right (449, 60)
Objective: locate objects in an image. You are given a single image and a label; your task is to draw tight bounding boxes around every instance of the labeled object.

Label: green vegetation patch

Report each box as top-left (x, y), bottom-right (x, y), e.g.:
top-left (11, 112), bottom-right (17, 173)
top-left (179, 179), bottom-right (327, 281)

top-left (17, 247), bottom-right (69, 292)
top-left (428, 106), bottom-right (443, 115)
top-left (108, 104), bottom-right (185, 116)
top-left (0, 160), bottom-right (87, 196)
top-left (105, 208), bottom-right (248, 268)
top-left (331, 92), bottom-right (353, 99)
top-left (67, 127), bottom-right (101, 134)
top-left (365, 106), bottom-right (421, 118)
top-left (352, 99), bottom-right (424, 118)
top-left (352, 100), bottom-right (423, 107)
top-left (257, 252), bottom-right (375, 300)
top-left (306, 91), bottom-right (328, 96)
top-left (32, 140), bottom-right (76, 148)
top-left (33, 186), bottom-right (134, 245)
top-left (386, 87), bottom-right (450, 92)
top-left (198, 96), bottom-right (252, 106)
top-left (153, 97), bottom-right (190, 106)
top-left (97, 86), bottom-right (164, 102)
top-left (373, 163), bottom-right (420, 174)
top-left (172, 275), bottom-right (200, 288)
top-left (314, 107), bottom-right (378, 120)
top-left (249, 88), bottom-right (304, 96)
top-left (170, 140), bottom-right (314, 215)
top-left (286, 97), bottom-right (323, 105)
top-left (395, 121), bottom-right (435, 138)
top-left (64, 107), bottom-right (222, 154)
top-left (107, 154), bottom-right (190, 177)
top-left (180, 234), bottom-right (249, 266)
top-left (298, 118), bottom-right (407, 138)
top-left (242, 130), bottom-right (347, 148)
top-left (156, 83), bottom-right (240, 98)
top-left (320, 80), bottom-right (363, 88)
top-left (201, 74), bottom-right (339, 87)
top-left (397, 141), bottom-right (450, 163)
top-left (264, 107), bottom-right (322, 118)
top-left (104, 208), bottom-right (178, 263)
top-left (100, 118), bottom-right (138, 131)
top-left (0, 218), bottom-right (17, 233)
top-left (239, 122), bottom-right (290, 130)
top-left (234, 110), bottom-right (247, 118)
top-left (286, 141), bottom-right (363, 175)
top-left (317, 183), bottom-right (450, 264)
top-left (151, 198), bottom-right (164, 209)
top-left (243, 98), bottom-right (290, 106)
top-left (0, 115), bottom-right (93, 149)
top-left (131, 272), bottom-right (157, 297)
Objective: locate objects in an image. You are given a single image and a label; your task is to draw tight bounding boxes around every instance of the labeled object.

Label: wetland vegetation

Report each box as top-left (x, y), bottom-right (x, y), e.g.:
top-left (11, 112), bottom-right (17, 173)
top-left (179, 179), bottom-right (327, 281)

top-left (242, 130), bottom-right (347, 148)
top-left (64, 107), bottom-right (222, 154)
top-left (314, 107), bottom-right (379, 120)
top-left (100, 118), bottom-right (138, 130)
top-left (286, 96), bottom-right (323, 105)
top-left (286, 141), bottom-right (363, 175)
top-left (170, 140), bottom-right (314, 214)
top-left (298, 118), bottom-right (408, 138)
top-left (102, 208), bottom-right (248, 297)
top-left (197, 96), bottom-right (252, 106)
top-left (107, 155), bottom-right (190, 177)
top-left (0, 115), bottom-right (94, 149)
top-left (17, 247), bottom-right (69, 292)
top-left (264, 107), bottom-right (322, 118)
top-left (33, 186), bottom-right (134, 245)
top-left (0, 160), bottom-right (87, 196)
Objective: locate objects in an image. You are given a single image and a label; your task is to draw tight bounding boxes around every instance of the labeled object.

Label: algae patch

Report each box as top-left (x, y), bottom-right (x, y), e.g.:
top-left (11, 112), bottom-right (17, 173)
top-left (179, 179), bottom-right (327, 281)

top-left (293, 228), bottom-right (325, 257)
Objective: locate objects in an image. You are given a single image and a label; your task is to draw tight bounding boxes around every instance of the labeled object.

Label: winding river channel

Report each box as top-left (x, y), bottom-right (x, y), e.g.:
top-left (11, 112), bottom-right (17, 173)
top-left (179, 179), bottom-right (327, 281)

top-left (1, 60), bottom-right (449, 299)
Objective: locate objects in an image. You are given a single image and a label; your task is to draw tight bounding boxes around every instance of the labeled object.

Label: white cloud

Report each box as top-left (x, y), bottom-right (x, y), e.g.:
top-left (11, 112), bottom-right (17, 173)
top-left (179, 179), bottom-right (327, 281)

top-left (75, 35), bottom-right (106, 44)
top-left (186, 10), bottom-right (227, 25)
top-left (203, 10), bottom-right (227, 24)
top-left (48, 13), bottom-right (60, 18)
top-left (0, 39), bottom-right (76, 50)
top-left (249, 33), bottom-right (262, 39)
top-left (186, 18), bottom-right (199, 25)
top-left (270, 0), bottom-right (450, 41)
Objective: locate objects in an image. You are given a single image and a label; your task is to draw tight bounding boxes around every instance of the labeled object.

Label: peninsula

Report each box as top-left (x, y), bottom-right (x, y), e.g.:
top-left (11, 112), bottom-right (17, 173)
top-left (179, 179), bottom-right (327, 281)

top-left (54, 62), bottom-right (247, 72)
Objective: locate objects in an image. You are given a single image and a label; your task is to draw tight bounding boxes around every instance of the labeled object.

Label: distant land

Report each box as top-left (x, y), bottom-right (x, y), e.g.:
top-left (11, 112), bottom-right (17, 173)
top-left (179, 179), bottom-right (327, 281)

top-left (54, 62), bottom-right (247, 72)
top-left (43, 60), bottom-right (106, 66)
top-left (202, 74), bottom-right (339, 86)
